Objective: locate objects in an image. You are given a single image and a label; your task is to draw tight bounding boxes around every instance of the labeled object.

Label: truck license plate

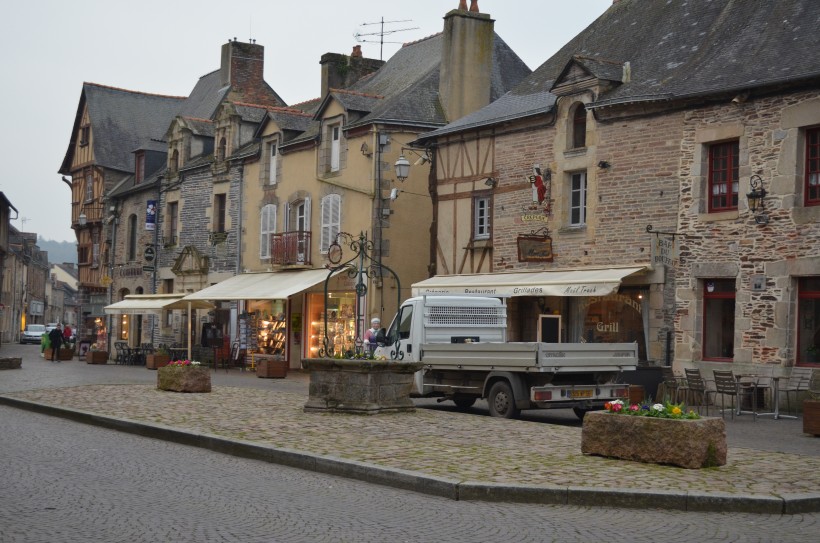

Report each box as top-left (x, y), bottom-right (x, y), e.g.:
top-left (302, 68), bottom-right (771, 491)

top-left (570, 389), bottom-right (593, 399)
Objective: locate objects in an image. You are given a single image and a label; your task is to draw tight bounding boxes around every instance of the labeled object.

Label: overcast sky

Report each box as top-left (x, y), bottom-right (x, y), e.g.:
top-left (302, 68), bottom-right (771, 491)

top-left (0, 0), bottom-right (611, 243)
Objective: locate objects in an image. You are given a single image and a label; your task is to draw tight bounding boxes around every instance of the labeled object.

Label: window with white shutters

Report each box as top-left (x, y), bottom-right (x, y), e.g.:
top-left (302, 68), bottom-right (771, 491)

top-left (260, 204), bottom-right (277, 259)
top-left (320, 194), bottom-right (341, 252)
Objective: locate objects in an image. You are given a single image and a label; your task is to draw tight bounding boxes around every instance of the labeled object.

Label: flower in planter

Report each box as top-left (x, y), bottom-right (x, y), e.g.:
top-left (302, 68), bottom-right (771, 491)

top-left (166, 359), bottom-right (202, 367)
top-left (605, 399), bottom-right (700, 419)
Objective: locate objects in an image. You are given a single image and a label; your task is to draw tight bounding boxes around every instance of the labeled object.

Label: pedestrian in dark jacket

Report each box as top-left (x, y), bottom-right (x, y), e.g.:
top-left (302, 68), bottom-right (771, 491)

top-left (48, 324), bottom-right (63, 362)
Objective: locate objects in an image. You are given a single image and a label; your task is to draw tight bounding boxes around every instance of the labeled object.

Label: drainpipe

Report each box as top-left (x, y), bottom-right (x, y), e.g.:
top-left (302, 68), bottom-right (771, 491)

top-left (107, 202), bottom-right (118, 355)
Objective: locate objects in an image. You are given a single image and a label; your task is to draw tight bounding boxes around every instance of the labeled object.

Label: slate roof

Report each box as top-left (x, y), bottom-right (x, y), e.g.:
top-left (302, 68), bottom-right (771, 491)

top-left (419, 0), bottom-right (820, 138)
top-left (343, 31), bottom-right (530, 130)
top-left (176, 70), bottom-right (230, 120)
top-left (59, 83), bottom-right (184, 175)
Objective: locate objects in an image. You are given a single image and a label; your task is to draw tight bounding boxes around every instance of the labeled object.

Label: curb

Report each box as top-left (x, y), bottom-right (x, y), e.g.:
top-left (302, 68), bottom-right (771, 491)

top-left (2, 395), bottom-right (819, 514)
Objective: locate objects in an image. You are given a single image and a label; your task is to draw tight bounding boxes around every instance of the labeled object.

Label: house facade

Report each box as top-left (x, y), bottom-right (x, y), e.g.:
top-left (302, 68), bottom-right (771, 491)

top-left (415, 0), bottom-right (820, 383)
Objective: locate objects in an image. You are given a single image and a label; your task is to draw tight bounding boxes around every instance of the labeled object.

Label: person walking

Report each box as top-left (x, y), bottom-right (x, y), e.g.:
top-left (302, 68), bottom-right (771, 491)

top-left (48, 324), bottom-right (63, 362)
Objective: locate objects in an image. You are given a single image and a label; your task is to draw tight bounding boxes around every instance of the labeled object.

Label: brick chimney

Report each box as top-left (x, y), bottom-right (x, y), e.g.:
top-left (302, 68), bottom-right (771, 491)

top-left (220, 40), bottom-right (283, 107)
top-left (320, 46), bottom-right (385, 97)
top-left (439, 2), bottom-right (494, 121)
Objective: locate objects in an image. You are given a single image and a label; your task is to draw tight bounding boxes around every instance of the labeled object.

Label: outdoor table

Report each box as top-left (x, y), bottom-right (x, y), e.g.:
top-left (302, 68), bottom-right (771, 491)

top-left (735, 374), bottom-right (794, 419)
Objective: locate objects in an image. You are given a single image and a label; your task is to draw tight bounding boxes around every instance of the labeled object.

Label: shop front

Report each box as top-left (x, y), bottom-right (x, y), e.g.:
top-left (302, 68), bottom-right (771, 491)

top-left (411, 266), bottom-right (656, 363)
top-left (182, 269), bottom-right (354, 369)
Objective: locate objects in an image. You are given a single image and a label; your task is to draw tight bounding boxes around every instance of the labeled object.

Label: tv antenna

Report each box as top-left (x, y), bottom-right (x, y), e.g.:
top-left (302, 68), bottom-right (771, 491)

top-left (354, 18), bottom-right (419, 60)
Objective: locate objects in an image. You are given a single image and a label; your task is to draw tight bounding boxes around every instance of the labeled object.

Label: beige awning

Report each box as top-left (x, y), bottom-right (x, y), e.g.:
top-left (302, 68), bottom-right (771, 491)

top-left (104, 294), bottom-right (215, 315)
top-left (411, 266), bottom-right (646, 298)
top-left (182, 268), bottom-right (336, 301)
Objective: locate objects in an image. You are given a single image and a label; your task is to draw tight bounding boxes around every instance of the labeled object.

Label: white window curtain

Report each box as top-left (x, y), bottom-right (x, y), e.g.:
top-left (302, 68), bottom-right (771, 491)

top-left (259, 204), bottom-right (276, 259)
top-left (320, 194), bottom-right (341, 252)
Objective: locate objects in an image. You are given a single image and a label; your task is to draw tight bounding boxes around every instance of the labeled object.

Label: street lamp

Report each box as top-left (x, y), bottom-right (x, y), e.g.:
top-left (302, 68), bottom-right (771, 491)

top-left (394, 154), bottom-right (410, 182)
top-left (746, 174), bottom-right (768, 225)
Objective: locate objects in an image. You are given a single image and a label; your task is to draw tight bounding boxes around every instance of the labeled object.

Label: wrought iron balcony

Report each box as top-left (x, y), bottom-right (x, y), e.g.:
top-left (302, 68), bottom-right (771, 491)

top-left (271, 231), bottom-right (311, 266)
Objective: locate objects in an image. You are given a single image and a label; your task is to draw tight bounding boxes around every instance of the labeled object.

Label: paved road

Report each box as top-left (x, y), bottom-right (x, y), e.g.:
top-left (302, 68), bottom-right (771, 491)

top-left (1, 406), bottom-right (818, 543)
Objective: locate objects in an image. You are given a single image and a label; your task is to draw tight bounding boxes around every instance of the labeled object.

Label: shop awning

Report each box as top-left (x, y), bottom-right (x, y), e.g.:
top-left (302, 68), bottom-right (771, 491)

top-left (104, 294), bottom-right (215, 315)
top-left (411, 266), bottom-right (646, 298)
top-left (182, 268), bottom-right (336, 301)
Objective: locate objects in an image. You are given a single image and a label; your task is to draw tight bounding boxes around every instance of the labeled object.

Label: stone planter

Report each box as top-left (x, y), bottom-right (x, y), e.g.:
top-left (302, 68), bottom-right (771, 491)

top-left (157, 366), bottom-right (211, 393)
top-left (86, 351), bottom-right (109, 364)
top-left (581, 411), bottom-right (727, 469)
top-left (0, 357), bottom-right (22, 370)
top-left (303, 358), bottom-right (423, 415)
top-left (256, 355), bottom-right (288, 378)
top-left (145, 354), bottom-right (171, 370)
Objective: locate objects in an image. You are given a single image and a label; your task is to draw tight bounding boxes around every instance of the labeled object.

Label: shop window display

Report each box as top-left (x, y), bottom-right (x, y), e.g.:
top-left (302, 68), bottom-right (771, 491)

top-left (307, 292), bottom-right (357, 358)
top-left (570, 290), bottom-right (649, 361)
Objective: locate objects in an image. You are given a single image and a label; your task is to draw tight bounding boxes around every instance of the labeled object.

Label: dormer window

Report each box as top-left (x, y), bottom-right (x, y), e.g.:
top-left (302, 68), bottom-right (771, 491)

top-left (269, 142), bottom-right (279, 185)
top-left (170, 149), bottom-right (179, 173)
top-left (330, 125), bottom-right (341, 172)
top-left (571, 103), bottom-right (587, 149)
top-left (217, 137), bottom-right (227, 162)
top-left (135, 152), bottom-right (145, 184)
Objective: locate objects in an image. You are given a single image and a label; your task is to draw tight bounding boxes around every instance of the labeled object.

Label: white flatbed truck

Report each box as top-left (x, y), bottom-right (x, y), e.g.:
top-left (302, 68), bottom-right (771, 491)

top-left (375, 296), bottom-right (637, 419)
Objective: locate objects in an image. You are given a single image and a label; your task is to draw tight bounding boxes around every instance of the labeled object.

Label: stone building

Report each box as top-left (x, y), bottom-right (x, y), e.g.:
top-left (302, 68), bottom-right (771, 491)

top-left (414, 0), bottom-right (820, 383)
top-left (180, 1), bottom-right (531, 369)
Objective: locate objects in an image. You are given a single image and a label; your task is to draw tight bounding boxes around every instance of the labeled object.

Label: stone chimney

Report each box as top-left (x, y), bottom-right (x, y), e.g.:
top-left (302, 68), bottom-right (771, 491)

top-left (320, 46), bottom-right (385, 97)
top-left (439, 2), bottom-right (494, 122)
top-left (220, 40), bottom-right (282, 107)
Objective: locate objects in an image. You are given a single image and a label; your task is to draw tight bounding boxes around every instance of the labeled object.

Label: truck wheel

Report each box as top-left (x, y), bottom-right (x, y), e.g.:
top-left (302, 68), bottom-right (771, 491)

top-left (572, 407), bottom-right (590, 420)
top-left (488, 381), bottom-right (520, 419)
top-left (452, 395), bottom-right (476, 409)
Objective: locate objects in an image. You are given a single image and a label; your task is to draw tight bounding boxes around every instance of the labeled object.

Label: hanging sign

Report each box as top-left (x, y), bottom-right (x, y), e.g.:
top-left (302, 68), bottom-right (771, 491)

top-left (517, 235), bottom-right (553, 262)
top-left (146, 200), bottom-right (157, 230)
top-left (652, 234), bottom-right (678, 267)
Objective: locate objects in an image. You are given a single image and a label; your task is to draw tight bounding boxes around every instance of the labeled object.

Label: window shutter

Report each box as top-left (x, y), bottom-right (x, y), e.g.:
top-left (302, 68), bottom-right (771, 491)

top-left (260, 204), bottom-right (276, 259)
top-left (320, 194), bottom-right (341, 252)
top-left (304, 197), bottom-right (311, 231)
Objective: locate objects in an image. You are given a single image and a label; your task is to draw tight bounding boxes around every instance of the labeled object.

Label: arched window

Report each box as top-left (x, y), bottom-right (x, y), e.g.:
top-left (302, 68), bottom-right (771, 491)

top-left (260, 204), bottom-right (277, 259)
top-left (571, 103), bottom-right (587, 149)
top-left (217, 137), bottom-right (227, 161)
top-left (127, 214), bottom-right (138, 261)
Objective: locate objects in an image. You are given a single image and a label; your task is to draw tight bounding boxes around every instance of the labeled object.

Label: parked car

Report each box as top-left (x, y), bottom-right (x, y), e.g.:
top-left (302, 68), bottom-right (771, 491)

top-left (21, 324), bottom-right (47, 344)
top-left (46, 323), bottom-right (59, 334)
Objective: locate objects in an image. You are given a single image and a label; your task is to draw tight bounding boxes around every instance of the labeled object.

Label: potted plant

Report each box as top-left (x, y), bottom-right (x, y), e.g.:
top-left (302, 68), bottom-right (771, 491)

top-left (581, 399), bottom-right (727, 469)
top-left (146, 346), bottom-right (171, 370)
top-left (86, 346), bottom-right (109, 364)
top-left (157, 360), bottom-right (211, 393)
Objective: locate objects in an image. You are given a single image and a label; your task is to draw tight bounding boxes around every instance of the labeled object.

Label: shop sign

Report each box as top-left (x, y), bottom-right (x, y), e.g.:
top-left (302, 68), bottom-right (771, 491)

top-left (517, 235), bottom-right (553, 262)
top-left (652, 234), bottom-right (678, 267)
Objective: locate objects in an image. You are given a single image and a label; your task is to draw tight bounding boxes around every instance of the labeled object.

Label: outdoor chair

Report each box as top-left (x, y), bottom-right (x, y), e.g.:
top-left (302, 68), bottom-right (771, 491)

top-left (658, 366), bottom-right (683, 403)
top-left (736, 366), bottom-right (773, 420)
top-left (780, 367), bottom-right (814, 415)
top-left (713, 369), bottom-right (740, 420)
top-left (683, 368), bottom-right (713, 415)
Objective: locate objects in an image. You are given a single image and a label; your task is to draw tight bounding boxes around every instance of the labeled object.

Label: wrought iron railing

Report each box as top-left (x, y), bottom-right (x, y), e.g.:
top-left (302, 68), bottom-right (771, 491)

top-left (270, 231), bottom-right (311, 266)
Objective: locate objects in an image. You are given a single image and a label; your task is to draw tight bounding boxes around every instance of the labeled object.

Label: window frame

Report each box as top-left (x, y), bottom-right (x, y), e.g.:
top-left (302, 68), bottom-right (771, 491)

top-left (797, 277), bottom-right (820, 367)
top-left (127, 214), bottom-right (138, 262)
top-left (473, 195), bottom-right (491, 240)
top-left (320, 194), bottom-right (341, 253)
top-left (708, 140), bottom-right (740, 212)
top-left (571, 103), bottom-right (587, 149)
top-left (260, 204), bottom-right (277, 259)
top-left (330, 125), bottom-right (341, 172)
top-left (84, 171), bottom-right (94, 202)
top-left (214, 194), bottom-right (227, 234)
top-left (569, 171), bottom-right (588, 226)
top-left (135, 152), bottom-right (145, 184)
top-left (268, 141), bottom-right (279, 185)
top-left (166, 202), bottom-right (178, 246)
top-left (702, 279), bottom-right (736, 362)
top-left (806, 127), bottom-right (820, 207)
top-left (79, 125), bottom-right (90, 147)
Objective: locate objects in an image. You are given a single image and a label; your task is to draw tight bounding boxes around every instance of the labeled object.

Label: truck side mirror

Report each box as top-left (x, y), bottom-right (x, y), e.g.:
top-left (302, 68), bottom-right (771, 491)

top-left (376, 328), bottom-right (390, 346)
